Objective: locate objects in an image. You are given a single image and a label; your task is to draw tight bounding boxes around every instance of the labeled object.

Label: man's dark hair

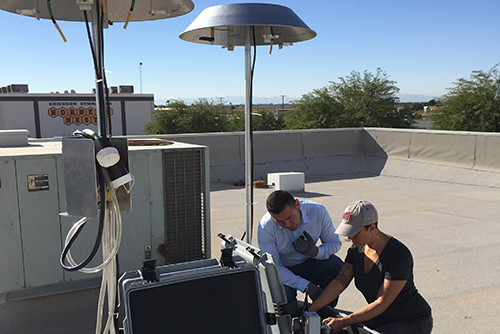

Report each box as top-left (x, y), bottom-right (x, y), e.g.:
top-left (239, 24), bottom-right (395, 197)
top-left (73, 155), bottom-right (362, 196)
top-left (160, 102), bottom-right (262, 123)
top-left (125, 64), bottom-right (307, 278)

top-left (266, 190), bottom-right (296, 214)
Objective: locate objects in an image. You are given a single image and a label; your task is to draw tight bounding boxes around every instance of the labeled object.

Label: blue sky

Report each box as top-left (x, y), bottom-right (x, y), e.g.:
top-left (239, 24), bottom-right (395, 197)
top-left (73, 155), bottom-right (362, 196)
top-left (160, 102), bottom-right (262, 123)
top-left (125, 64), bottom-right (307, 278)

top-left (1, 0), bottom-right (499, 105)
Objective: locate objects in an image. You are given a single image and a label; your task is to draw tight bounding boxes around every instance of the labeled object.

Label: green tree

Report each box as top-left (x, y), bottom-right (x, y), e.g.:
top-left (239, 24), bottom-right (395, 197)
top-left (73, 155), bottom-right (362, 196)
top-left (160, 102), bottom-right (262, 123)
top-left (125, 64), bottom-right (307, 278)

top-left (285, 87), bottom-right (344, 129)
top-left (144, 99), bottom-right (229, 134)
top-left (412, 102), bottom-right (424, 111)
top-left (429, 64), bottom-right (500, 132)
top-left (228, 107), bottom-right (285, 131)
top-left (285, 68), bottom-right (417, 129)
top-left (254, 108), bottom-right (286, 131)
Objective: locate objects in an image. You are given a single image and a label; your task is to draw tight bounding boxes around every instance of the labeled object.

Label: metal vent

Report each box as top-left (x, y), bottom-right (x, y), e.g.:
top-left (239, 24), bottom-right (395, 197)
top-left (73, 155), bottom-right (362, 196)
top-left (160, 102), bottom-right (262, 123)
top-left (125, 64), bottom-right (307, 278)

top-left (162, 148), bottom-right (206, 264)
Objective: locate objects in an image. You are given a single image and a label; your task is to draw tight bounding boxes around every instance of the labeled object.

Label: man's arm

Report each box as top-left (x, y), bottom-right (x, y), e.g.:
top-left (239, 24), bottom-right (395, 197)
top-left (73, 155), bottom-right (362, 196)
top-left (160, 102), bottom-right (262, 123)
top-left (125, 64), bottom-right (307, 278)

top-left (258, 225), bottom-right (310, 292)
top-left (316, 206), bottom-right (342, 258)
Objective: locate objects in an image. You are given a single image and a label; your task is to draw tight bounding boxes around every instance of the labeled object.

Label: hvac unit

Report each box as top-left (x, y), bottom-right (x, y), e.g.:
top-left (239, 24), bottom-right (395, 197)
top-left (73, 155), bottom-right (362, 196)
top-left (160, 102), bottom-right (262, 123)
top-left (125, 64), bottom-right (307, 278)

top-left (161, 147), bottom-right (207, 264)
top-left (8, 84), bottom-right (29, 93)
top-left (0, 137), bottom-right (210, 301)
top-left (119, 85), bottom-right (134, 93)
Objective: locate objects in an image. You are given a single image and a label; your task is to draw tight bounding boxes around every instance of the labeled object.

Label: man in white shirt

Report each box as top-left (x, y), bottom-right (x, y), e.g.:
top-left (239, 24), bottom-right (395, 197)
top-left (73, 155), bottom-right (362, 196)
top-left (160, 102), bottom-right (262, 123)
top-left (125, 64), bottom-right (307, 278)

top-left (258, 190), bottom-right (343, 306)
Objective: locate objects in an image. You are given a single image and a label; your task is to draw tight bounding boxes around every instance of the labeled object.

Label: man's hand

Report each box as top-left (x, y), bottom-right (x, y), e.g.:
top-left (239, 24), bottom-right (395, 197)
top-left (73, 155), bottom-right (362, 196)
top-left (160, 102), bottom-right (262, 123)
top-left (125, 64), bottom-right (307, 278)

top-left (306, 282), bottom-right (324, 300)
top-left (293, 231), bottom-right (319, 257)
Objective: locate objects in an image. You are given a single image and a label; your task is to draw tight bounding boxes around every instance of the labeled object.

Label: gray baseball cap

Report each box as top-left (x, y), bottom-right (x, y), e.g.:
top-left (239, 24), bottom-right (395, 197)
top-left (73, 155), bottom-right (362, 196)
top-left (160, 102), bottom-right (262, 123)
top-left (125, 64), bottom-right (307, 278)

top-left (335, 200), bottom-right (378, 237)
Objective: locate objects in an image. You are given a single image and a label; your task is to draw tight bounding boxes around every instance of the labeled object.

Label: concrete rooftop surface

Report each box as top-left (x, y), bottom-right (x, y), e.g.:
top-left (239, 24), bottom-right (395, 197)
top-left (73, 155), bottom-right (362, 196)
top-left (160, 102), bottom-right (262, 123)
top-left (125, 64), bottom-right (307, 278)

top-left (2, 128), bottom-right (500, 334)
top-left (209, 173), bottom-right (500, 334)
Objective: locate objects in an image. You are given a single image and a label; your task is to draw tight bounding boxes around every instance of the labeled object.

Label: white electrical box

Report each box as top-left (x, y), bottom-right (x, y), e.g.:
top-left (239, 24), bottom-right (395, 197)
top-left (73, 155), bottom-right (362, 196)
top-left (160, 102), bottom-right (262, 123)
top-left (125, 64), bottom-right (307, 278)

top-left (267, 172), bottom-right (305, 193)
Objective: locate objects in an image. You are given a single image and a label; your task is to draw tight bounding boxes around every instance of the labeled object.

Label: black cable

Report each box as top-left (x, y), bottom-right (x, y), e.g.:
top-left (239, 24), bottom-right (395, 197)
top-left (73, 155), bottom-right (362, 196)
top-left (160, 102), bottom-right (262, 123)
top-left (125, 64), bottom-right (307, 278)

top-left (303, 289), bottom-right (310, 313)
top-left (83, 10), bottom-right (100, 79)
top-left (83, 0), bottom-right (108, 136)
top-left (96, 0), bottom-right (108, 136)
top-left (103, 76), bottom-right (113, 136)
top-left (249, 26), bottom-right (257, 236)
top-left (252, 28), bottom-right (257, 76)
top-left (60, 161), bottom-right (106, 271)
top-left (95, 0), bottom-right (103, 78)
top-left (97, 3), bottom-right (113, 136)
top-left (84, 8), bottom-right (108, 136)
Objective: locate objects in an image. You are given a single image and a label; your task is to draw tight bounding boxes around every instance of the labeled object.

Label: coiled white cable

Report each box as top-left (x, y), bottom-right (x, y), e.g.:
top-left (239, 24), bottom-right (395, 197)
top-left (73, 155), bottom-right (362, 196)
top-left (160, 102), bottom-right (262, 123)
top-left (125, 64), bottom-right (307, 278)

top-left (64, 189), bottom-right (122, 273)
top-left (96, 194), bottom-right (119, 334)
top-left (62, 178), bottom-right (122, 334)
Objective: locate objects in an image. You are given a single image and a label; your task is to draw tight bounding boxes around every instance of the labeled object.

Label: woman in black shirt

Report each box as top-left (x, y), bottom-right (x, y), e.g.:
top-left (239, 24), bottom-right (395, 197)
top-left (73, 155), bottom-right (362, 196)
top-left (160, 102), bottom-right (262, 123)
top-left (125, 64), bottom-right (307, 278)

top-left (309, 200), bottom-right (432, 334)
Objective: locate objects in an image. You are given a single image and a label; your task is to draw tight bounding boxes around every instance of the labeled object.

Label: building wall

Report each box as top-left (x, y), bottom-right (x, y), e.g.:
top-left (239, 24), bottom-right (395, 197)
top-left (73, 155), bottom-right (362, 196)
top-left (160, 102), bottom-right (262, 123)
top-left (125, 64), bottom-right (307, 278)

top-left (0, 93), bottom-right (154, 138)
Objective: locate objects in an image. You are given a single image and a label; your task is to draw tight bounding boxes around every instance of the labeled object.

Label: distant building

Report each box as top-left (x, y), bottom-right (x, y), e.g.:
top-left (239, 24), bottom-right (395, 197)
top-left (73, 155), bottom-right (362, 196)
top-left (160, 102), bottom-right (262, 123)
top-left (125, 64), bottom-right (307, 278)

top-left (0, 84), bottom-right (153, 138)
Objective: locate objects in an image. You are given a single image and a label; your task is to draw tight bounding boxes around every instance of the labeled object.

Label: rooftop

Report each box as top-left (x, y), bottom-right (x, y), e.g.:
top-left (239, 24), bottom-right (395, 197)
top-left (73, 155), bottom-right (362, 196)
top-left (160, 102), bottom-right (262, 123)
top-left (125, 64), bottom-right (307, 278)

top-left (210, 173), bottom-right (500, 334)
top-left (2, 128), bottom-right (499, 333)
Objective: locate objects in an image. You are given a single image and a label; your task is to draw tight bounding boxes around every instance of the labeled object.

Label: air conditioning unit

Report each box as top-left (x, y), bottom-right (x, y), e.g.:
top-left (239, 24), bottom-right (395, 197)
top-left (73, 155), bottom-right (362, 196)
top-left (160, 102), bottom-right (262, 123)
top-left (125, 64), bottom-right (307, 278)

top-left (161, 146), bottom-right (209, 264)
top-left (8, 84), bottom-right (29, 93)
top-left (119, 85), bottom-right (134, 93)
top-left (0, 137), bottom-right (210, 301)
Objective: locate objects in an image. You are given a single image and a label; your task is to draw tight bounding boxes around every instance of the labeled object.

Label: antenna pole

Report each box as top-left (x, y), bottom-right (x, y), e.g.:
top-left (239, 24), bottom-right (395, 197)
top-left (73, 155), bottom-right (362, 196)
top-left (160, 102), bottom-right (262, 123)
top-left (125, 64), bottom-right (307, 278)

top-left (244, 26), bottom-right (254, 244)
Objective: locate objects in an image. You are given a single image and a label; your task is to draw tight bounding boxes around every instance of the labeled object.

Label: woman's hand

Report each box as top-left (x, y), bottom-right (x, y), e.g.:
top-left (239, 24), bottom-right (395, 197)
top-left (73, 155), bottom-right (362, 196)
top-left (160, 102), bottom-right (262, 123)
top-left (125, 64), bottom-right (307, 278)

top-left (323, 317), bottom-right (346, 334)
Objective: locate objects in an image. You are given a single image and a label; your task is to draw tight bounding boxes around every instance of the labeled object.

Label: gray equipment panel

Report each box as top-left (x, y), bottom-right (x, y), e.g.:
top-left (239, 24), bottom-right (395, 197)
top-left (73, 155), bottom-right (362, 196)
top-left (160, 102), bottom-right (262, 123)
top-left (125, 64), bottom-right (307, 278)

top-left (0, 158), bottom-right (25, 293)
top-left (16, 157), bottom-right (63, 287)
top-left (62, 138), bottom-right (98, 218)
top-left (119, 258), bottom-right (269, 334)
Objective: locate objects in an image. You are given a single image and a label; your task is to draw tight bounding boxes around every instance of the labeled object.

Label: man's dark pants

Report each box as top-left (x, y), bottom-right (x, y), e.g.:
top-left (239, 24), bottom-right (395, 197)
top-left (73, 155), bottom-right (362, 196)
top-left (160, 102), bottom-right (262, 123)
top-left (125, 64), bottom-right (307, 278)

top-left (284, 254), bottom-right (344, 307)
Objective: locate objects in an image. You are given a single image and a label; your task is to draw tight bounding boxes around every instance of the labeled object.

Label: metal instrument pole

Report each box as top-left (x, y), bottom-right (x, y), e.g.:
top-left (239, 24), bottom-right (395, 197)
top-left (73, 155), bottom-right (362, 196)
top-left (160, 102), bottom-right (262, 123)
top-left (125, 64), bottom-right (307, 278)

top-left (91, 1), bottom-right (108, 137)
top-left (244, 26), bottom-right (254, 244)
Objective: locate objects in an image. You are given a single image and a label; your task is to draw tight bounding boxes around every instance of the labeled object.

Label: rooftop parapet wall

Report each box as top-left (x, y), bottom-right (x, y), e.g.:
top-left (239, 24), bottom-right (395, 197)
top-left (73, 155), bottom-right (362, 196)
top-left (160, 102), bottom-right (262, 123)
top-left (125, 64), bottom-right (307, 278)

top-left (157, 128), bottom-right (500, 187)
top-left (153, 129), bottom-right (366, 182)
top-left (363, 128), bottom-right (500, 187)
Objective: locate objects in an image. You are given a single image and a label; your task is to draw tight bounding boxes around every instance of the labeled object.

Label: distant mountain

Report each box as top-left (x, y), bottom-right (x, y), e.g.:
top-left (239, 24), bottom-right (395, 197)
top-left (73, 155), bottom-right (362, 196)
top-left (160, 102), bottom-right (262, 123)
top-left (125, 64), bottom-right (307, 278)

top-left (223, 96), bottom-right (302, 104)
top-left (155, 95), bottom-right (300, 105)
top-left (155, 94), bottom-right (441, 105)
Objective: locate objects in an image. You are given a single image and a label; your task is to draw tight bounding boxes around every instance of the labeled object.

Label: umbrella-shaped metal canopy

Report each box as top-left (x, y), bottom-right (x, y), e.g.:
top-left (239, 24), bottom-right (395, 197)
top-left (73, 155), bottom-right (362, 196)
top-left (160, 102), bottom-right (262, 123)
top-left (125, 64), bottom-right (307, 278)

top-left (179, 3), bottom-right (316, 48)
top-left (0, 0), bottom-right (194, 22)
top-left (180, 3), bottom-right (316, 244)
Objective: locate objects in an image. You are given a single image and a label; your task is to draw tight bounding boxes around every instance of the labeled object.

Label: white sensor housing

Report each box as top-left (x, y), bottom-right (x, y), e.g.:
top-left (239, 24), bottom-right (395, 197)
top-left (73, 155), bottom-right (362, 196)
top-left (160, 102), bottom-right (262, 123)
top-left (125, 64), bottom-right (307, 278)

top-left (96, 146), bottom-right (120, 168)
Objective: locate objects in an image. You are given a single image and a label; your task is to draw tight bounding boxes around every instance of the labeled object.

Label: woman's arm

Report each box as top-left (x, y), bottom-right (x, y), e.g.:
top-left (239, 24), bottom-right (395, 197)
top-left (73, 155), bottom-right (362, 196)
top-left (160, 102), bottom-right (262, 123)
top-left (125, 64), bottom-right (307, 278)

top-left (324, 279), bottom-right (406, 333)
top-left (309, 262), bottom-right (354, 312)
